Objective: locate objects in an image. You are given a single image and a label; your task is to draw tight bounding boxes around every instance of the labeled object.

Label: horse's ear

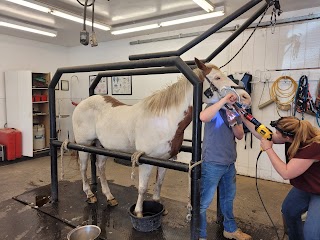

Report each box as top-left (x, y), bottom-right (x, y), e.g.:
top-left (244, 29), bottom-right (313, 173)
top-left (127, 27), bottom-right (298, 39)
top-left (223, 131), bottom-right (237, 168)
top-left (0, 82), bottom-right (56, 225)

top-left (194, 58), bottom-right (211, 75)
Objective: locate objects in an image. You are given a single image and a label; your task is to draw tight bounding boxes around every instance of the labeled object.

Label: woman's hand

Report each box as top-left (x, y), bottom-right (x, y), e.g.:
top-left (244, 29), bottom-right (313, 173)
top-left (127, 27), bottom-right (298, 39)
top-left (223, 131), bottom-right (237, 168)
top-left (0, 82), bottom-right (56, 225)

top-left (260, 138), bottom-right (273, 151)
top-left (222, 93), bottom-right (238, 105)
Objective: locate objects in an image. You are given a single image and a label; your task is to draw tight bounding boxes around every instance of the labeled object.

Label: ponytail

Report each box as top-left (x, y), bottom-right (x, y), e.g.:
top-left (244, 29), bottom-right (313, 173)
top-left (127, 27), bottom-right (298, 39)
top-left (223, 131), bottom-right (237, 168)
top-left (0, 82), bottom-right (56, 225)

top-left (277, 117), bottom-right (320, 159)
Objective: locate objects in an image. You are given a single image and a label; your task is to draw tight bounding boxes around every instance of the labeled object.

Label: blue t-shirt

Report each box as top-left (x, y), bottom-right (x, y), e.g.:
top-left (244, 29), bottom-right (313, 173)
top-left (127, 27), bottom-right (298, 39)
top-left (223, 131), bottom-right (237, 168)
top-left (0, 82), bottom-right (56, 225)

top-left (202, 106), bottom-right (239, 165)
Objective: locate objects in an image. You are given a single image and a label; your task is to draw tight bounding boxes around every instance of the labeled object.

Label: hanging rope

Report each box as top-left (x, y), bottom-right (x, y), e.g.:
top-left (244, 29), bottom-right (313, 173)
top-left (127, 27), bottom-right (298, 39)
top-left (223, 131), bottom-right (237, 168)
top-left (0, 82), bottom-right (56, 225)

top-left (186, 160), bottom-right (203, 222)
top-left (270, 76), bottom-right (297, 116)
top-left (60, 139), bottom-right (70, 180)
top-left (293, 75), bottom-right (317, 119)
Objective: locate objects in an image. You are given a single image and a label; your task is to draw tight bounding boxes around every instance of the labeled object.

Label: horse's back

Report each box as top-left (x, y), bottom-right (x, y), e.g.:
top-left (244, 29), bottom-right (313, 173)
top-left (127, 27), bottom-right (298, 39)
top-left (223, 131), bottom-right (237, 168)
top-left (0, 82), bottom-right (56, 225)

top-left (72, 95), bottom-right (137, 148)
top-left (72, 95), bottom-right (120, 144)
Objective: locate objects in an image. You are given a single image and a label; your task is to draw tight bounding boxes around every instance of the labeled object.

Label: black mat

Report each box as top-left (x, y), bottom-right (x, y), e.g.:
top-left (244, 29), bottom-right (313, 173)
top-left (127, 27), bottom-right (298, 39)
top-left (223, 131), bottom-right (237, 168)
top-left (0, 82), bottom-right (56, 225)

top-left (0, 198), bottom-right (73, 240)
top-left (8, 180), bottom-right (283, 240)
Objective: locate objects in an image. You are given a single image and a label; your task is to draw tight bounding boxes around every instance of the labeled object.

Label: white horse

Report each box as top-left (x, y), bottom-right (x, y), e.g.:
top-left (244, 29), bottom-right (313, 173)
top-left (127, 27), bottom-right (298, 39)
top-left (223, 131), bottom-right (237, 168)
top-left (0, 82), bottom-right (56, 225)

top-left (72, 58), bottom-right (251, 217)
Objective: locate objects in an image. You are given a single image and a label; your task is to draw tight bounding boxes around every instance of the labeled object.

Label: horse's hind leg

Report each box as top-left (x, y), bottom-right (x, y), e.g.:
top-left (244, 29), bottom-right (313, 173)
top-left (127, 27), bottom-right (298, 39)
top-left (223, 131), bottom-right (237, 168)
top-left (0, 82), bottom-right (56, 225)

top-left (78, 151), bottom-right (97, 203)
top-left (134, 164), bottom-right (153, 218)
top-left (153, 167), bottom-right (167, 201)
top-left (153, 167), bottom-right (168, 215)
top-left (96, 155), bottom-right (118, 206)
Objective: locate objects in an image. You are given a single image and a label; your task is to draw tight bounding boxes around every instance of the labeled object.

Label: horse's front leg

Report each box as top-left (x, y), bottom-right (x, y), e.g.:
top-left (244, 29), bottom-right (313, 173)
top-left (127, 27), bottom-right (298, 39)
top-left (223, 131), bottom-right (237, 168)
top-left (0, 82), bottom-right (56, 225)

top-left (79, 151), bottom-right (96, 203)
top-left (153, 166), bottom-right (168, 215)
top-left (134, 164), bottom-right (153, 218)
top-left (96, 155), bottom-right (118, 206)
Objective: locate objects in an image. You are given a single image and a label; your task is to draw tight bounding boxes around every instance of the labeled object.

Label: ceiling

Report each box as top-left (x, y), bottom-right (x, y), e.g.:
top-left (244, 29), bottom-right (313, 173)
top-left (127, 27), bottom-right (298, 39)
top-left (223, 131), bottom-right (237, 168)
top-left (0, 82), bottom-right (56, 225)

top-left (0, 0), bottom-right (320, 47)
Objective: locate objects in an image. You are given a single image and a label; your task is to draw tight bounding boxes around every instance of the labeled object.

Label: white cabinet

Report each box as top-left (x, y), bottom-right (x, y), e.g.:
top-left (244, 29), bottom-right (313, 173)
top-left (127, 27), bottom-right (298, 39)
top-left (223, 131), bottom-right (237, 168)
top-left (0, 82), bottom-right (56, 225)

top-left (5, 71), bottom-right (50, 157)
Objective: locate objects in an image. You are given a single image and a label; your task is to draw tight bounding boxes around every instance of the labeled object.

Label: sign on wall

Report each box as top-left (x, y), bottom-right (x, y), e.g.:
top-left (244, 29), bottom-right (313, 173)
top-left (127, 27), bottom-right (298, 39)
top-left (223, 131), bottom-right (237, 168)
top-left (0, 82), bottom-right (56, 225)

top-left (111, 76), bottom-right (132, 95)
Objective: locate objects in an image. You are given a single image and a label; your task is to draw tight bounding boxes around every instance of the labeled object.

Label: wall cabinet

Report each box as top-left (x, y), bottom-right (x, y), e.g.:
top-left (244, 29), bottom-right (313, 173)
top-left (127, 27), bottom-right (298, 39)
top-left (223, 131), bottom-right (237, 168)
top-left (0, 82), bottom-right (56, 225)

top-left (5, 71), bottom-right (50, 157)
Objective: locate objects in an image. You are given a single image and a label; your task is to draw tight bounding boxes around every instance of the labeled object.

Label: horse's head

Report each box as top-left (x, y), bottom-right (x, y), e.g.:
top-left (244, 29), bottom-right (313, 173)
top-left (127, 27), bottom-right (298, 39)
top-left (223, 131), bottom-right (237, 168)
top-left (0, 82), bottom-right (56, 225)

top-left (194, 58), bottom-right (251, 108)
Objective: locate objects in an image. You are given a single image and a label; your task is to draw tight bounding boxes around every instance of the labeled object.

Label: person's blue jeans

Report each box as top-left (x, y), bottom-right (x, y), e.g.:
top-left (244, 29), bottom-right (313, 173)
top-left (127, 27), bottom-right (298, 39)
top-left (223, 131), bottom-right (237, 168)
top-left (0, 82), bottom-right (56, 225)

top-left (282, 187), bottom-right (320, 240)
top-left (199, 162), bottom-right (237, 239)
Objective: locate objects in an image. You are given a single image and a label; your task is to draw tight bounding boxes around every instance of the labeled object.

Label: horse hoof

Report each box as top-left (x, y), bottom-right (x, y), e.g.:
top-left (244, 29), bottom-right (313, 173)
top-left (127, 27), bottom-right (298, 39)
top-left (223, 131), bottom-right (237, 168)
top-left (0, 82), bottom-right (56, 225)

top-left (135, 212), bottom-right (143, 218)
top-left (162, 209), bottom-right (169, 216)
top-left (86, 196), bottom-right (97, 204)
top-left (107, 198), bottom-right (118, 207)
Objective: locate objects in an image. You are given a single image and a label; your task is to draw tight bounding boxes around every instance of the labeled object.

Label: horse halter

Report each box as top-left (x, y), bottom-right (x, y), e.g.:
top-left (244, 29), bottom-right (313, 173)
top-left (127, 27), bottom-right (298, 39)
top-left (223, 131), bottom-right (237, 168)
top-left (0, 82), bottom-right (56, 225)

top-left (204, 76), bottom-right (245, 102)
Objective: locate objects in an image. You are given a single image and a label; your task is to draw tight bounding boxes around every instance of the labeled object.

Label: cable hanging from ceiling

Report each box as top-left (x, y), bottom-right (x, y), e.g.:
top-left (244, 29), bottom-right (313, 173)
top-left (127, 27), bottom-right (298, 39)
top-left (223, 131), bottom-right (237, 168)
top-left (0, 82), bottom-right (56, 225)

top-left (78, 0), bottom-right (98, 47)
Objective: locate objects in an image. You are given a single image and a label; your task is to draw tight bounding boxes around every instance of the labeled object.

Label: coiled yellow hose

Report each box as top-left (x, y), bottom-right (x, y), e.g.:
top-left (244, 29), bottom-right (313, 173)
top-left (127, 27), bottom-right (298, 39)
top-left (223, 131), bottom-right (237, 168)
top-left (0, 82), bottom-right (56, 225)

top-left (270, 76), bottom-right (298, 111)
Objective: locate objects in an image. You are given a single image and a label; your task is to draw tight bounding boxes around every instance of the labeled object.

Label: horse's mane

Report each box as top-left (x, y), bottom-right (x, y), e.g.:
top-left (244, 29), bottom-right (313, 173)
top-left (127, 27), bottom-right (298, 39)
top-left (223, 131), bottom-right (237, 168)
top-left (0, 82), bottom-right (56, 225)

top-left (142, 64), bottom-right (218, 115)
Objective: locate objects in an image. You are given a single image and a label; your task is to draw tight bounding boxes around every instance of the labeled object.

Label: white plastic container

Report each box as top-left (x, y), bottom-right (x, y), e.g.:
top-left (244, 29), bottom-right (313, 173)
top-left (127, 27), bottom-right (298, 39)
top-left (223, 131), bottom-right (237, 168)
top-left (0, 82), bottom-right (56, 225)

top-left (33, 124), bottom-right (45, 150)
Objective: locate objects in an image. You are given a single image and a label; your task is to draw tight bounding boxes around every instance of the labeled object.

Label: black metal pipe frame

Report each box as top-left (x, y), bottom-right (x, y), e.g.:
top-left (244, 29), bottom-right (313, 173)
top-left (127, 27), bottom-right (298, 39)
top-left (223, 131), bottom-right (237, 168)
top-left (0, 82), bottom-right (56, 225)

top-left (49, 56), bottom-right (180, 201)
top-left (48, 1), bottom-right (277, 238)
top-left (89, 67), bottom-right (182, 95)
top-left (52, 140), bottom-right (189, 172)
top-left (49, 56), bottom-right (203, 239)
top-left (129, 0), bottom-right (264, 61)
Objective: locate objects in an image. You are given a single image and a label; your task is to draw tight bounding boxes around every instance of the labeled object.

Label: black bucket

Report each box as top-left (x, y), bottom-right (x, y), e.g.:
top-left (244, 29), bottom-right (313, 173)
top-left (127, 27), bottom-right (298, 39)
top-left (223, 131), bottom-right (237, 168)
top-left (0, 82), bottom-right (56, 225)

top-left (128, 201), bottom-right (164, 232)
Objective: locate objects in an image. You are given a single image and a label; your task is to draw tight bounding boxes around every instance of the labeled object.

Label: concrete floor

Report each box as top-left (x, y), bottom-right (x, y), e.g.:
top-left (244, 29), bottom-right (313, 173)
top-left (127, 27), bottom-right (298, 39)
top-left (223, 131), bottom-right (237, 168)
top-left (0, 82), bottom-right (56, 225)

top-left (0, 152), bottom-right (291, 239)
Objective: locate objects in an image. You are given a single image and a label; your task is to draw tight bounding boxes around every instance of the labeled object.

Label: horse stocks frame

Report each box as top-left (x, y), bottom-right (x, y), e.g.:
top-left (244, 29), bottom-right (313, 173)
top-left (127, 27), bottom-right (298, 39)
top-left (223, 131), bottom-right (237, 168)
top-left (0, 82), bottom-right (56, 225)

top-left (48, 1), bottom-right (280, 239)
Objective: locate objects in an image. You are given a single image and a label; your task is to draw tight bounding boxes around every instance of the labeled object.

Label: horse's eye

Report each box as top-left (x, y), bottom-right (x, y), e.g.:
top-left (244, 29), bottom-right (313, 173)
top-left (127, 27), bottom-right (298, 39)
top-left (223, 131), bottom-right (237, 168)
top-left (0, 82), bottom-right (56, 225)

top-left (215, 76), bottom-right (221, 80)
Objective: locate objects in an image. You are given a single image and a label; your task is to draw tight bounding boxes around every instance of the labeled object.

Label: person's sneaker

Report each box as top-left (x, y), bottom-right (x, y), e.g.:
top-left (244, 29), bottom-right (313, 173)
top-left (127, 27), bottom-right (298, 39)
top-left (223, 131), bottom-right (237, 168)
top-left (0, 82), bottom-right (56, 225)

top-left (223, 228), bottom-right (252, 240)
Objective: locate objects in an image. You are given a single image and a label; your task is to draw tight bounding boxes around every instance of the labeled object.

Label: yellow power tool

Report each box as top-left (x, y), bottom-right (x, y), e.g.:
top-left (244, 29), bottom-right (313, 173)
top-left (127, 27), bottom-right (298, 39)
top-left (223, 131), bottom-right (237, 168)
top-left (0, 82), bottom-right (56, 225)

top-left (234, 103), bottom-right (273, 140)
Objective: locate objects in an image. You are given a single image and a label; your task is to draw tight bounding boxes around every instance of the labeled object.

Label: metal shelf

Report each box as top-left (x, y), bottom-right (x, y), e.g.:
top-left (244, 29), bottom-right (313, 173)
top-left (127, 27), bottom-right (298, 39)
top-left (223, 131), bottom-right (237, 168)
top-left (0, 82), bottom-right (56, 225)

top-left (33, 101), bottom-right (48, 104)
top-left (33, 113), bottom-right (49, 116)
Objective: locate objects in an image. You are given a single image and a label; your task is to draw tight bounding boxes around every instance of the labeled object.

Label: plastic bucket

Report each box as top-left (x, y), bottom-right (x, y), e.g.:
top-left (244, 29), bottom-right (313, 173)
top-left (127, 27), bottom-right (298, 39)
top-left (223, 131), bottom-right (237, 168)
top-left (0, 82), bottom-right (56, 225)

top-left (33, 125), bottom-right (45, 150)
top-left (128, 201), bottom-right (164, 232)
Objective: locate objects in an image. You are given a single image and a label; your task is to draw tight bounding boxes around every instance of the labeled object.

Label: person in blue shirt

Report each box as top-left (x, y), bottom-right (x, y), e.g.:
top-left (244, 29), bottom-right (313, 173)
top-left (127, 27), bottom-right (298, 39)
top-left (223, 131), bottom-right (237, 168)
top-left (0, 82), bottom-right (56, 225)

top-left (199, 93), bottom-right (252, 240)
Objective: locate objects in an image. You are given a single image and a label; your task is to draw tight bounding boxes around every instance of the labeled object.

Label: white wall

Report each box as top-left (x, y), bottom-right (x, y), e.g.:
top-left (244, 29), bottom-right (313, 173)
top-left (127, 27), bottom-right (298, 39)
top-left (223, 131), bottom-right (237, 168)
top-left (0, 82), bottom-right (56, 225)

top-left (1, 7), bottom-right (320, 183)
top-left (0, 35), bottom-right (68, 128)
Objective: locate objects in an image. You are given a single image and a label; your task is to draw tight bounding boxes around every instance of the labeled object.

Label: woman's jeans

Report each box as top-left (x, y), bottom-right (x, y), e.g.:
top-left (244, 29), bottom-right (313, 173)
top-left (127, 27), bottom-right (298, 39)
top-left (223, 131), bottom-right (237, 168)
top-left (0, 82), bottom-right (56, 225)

top-left (282, 187), bottom-right (320, 240)
top-left (199, 162), bottom-right (237, 238)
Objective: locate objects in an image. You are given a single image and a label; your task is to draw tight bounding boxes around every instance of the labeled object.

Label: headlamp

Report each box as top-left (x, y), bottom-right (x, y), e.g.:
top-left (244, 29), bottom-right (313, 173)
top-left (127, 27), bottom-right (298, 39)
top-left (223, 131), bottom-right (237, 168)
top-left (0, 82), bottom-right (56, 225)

top-left (270, 118), bottom-right (294, 137)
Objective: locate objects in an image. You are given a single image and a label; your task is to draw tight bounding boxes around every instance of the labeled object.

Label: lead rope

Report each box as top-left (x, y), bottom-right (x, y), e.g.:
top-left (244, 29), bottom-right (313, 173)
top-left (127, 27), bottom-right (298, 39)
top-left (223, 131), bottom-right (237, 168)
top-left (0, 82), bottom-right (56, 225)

top-left (294, 75), bottom-right (316, 120)
top-left (186, 160), bottom-right (203, 222)
top-left (60, 139), bottom-right (70, 180)
top-left (130, 151), bottom-right (144, 180)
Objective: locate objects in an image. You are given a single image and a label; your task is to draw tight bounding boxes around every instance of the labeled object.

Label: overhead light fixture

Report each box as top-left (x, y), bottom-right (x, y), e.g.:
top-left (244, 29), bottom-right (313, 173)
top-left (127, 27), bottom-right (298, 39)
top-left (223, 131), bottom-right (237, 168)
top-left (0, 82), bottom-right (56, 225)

top-left (111, 24), bottom-right (160, 35)
top-left (6, 0), bottom-right (110, 31)
top-left (0, 21), bottom-right (57, 37)
top-left (192, 0), bottom-right (215, 12)
top-left (6, 0), bottom-right (50, 13)
top-left (160, 9), bottom-right (224, 27)
top-left (51, 10), bottom-right (110, 31)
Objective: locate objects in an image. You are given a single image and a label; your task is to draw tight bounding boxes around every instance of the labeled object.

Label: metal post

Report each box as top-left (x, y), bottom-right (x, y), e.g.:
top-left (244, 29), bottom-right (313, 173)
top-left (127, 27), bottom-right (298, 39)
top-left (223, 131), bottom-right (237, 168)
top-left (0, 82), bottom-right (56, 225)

top-left (49, 71), bottom-right (63, 202)
top-left (174, 59), bottom-right (203, 240)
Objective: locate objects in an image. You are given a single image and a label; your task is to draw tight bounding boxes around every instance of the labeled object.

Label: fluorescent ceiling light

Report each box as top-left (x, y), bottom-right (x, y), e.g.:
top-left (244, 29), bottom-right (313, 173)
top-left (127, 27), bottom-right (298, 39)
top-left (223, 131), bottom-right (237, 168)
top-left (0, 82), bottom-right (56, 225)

top-left (111, 24), bottom-right (160, 35)
top-left (51, 10), bottom-right (110, 31)
top-left (6, 0), bottom-right (110, 31)
top-left (192, 0), bottom-right (215, 12)
top-left (6, 0), bottom-right (50, 13)
top-left (160, 10), bottom-right (224, 27)
top-left (0, 21), bottom-right (56, 37)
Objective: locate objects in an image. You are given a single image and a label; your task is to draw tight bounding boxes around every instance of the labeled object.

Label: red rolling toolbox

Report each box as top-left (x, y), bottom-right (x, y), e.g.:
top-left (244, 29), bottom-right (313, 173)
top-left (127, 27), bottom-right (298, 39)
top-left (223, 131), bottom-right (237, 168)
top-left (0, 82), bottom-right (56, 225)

top-left (0, 128), bottom-right (22, 161)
